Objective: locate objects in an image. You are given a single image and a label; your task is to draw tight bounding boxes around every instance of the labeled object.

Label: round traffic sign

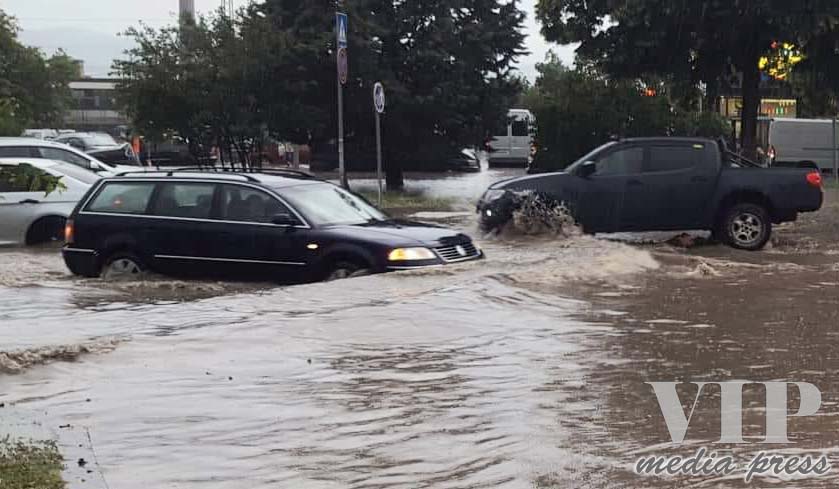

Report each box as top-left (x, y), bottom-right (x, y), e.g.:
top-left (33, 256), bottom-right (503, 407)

top-left (337, 48), bottom-right (348, 85)
top-left (373, 82), bottom-right (385, 114)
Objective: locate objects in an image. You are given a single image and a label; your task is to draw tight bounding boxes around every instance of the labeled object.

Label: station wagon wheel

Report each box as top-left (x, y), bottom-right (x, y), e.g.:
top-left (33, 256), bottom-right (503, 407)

top-left (102, 252), bottom-right (146, 281)
top-left (326, 260), bottom-right (371, 281)
top-left (722, 203), bottom-right (772, 251)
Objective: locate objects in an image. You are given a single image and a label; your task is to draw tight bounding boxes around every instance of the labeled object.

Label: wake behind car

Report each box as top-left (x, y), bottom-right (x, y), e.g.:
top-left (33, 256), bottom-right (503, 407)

top-left (63, 169), bottom-right (483, 282)
top-left (478, 138), bottom-right (823, 250)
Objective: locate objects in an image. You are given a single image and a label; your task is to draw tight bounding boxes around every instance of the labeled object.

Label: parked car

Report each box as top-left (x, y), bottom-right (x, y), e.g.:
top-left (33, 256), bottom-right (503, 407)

top-left (62, 169), bottom-right (484, 281)
top-left (0, 158), bottom-right (95, 246)
top-left (54, 132), bottom-right (141, 167)
top-left (137, 137), bottom-right (217, 167)
top-left (477, 137), bottom-right (823, 251)
top-left (486, 109), bottom-right (535, 168)
top-left (21, 129), bottom-right (59, 140)
top-left (0, 137), bottom-right (137, 175)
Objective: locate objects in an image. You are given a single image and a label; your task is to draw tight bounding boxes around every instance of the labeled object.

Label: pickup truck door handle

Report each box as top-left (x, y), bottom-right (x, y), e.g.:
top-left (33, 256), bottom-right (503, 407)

top-left (627, 179), bottom-right (643, 186)
top-left (691, 176), bottom-right (709, 183)
top-left (19, 199), bottom-right (40, 204)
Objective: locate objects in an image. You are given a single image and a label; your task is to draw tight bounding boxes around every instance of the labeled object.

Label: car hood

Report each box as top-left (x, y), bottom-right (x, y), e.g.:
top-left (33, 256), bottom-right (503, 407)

top-left (325, 220), bottom-right (472, 247)
top-left (490, 171), bottom-right (572, 192)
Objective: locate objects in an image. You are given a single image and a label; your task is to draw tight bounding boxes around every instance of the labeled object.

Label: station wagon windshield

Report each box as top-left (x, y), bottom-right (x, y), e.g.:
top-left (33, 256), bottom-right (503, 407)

top-left (280, 184), bottom-right (387, 226)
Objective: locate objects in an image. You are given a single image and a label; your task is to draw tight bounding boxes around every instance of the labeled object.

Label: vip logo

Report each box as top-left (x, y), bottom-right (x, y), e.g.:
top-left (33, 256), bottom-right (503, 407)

top-left (455, 245), bottom-right (467, 256)
top-left (647, 382), bottom-right (821, 444)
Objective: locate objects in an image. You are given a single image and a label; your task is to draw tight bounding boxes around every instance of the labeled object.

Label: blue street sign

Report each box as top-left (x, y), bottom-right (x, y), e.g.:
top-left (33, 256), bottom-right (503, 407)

top-left (336, 13), bottom-right (348, 49)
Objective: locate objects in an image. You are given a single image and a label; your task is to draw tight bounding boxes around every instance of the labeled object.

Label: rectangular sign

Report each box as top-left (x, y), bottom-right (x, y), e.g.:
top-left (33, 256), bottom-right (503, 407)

top-left (336, 13), bottom-right (348, 49)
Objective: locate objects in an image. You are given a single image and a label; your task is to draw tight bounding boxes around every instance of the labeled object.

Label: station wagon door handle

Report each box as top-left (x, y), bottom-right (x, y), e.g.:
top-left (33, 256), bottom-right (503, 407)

top-left (691, 176), bottom-right (709, 183)
top-left (19, 199), bottom-right (40, 204)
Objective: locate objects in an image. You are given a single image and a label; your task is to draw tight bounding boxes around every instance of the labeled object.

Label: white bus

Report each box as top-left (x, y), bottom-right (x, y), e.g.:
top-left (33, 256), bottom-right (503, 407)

top-left (487, 109), bottom-right (535, 168)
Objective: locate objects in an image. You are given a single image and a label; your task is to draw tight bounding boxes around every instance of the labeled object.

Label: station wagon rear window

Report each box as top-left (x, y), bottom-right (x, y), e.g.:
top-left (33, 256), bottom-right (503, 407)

top-left (86, 182), bottom-right (155, 215)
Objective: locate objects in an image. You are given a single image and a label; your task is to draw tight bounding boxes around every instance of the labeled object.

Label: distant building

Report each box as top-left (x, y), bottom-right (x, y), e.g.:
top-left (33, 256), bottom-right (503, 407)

top-left (63, 79), bottom-right (129, 132)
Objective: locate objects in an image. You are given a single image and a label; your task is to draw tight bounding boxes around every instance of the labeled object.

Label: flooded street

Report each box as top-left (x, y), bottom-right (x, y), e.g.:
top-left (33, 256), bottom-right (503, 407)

top-left (3, 170), bottom-right (839, 488)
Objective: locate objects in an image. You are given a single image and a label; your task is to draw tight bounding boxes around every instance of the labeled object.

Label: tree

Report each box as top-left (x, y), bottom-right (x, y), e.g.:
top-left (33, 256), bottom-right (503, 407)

top-left (244, 0), bottom-right (527, 189)
top-left (0, 10), bottom-right (75, 135)
top-left (535, 0), bottom-right (839, 159)
top-left (524, 55), bottom-right (730, 172)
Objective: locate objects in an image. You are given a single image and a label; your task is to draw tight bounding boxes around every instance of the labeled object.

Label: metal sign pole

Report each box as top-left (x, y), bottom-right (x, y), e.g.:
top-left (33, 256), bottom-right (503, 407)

top-left (372, 82), bottom-right (386, 206)
top-left (338, 77), bottom-right (346, 189)
top-left (833, 117), bottom-right (838, 183)
top-left (336, 13), bottom-right (349, 189)
top-left (376, 111), bottom-right (383, 206)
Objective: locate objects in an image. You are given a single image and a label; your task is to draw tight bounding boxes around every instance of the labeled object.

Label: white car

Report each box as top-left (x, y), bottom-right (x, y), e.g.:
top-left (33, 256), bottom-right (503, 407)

top-left (0, 137), bottom-right (139, 176)
top-left (0, 158), bottom-right (95, 246)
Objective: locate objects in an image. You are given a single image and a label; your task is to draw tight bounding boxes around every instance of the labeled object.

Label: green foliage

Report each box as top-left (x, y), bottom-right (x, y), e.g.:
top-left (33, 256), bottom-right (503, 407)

top-left (0, 436), bottom-right (65, 489)
top-left (0, 164), bottom-right (68, 196)
top-left (0, 10), bottom-right (75, 135)
top-left (672, 111), bottom-right (732, 139)
top-left (526, 56), bottom-right (731, 172)
top-left (534, 1), bottom-right (839, 156)
top-left (114, 1), bottom-right (527, 184)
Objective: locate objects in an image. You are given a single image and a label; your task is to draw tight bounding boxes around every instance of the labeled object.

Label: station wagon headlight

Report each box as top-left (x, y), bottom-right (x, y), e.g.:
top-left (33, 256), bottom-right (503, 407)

top-left (388, 247), bottom-right (436, 261)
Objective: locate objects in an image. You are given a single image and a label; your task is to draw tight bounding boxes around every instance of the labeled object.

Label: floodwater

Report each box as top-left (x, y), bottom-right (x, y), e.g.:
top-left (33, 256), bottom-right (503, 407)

top-left (2, 169), bottom-right (839, 489)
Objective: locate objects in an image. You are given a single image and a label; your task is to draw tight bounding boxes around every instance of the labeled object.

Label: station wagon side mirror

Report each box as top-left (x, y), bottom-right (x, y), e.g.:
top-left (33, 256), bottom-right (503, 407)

top-left (579, 161), bottom-right (597, 179)
top-left (271, 213), bottom-right (297, 227)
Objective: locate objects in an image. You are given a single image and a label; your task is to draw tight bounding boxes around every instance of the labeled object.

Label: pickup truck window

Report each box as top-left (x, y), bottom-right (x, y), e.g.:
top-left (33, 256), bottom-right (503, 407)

top-left (595, 147), bottom-right (644, 176)
top-left (646, 145), bottom-right (700, 173)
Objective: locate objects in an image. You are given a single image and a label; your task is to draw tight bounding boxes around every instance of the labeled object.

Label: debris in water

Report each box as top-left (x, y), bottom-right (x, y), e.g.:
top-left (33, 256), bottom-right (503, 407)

top-left (688, 262), bottom-right (721, 277)
top-left (0, 338), bottom-right (123, 374)
top-left (0, 403), bottom-right (4, 408)
top-left (77, 458), bottom-right (87, 468)
top-left (59, 424), bottom-right (71, 429)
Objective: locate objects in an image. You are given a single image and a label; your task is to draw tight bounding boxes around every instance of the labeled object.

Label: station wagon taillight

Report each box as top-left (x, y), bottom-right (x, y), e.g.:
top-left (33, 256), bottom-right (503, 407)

top-left (64, 219), bottom-right (75, 244)
top-left (806, 172), bottom-right (823, 188)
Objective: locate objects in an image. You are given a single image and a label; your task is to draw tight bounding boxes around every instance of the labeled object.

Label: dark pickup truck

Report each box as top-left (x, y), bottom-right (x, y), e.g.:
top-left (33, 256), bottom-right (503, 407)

top-left (477, 138), bottom-right (823, 250)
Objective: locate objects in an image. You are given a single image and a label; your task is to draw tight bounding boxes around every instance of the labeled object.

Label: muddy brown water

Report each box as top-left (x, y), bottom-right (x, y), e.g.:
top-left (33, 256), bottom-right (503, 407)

top-left (2, 174), bottom-right (839, 488)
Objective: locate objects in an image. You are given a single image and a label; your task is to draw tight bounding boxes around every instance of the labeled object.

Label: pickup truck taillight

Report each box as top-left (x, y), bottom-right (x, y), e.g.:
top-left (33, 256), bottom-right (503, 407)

top-left (806, 172), bottom-right (823, 188)
top-left (64, 219), bottom-right (75, 244)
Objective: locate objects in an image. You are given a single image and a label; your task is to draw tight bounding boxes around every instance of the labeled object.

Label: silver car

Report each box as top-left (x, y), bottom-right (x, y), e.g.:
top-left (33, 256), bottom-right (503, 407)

top-left (0, 158), bottom-right (96, 246)
top-left (0, 137), bottom-right (140, 175)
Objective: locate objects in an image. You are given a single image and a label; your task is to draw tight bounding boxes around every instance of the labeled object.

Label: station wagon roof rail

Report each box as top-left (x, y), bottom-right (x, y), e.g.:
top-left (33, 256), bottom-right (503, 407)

top-left (115, 169), bottom-right (262, 183)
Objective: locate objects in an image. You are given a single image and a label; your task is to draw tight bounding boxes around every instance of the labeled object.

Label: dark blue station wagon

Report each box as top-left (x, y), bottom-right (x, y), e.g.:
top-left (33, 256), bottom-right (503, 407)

top-left (62, 170), bottom-right (483, 282)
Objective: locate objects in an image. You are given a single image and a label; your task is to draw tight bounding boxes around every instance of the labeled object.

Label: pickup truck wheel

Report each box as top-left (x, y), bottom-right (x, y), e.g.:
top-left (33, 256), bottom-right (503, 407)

top-left (721, 203), bottom-right (772, 251)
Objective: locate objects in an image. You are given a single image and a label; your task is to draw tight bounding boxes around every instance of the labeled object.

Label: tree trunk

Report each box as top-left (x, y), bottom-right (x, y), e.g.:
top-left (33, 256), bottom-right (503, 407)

top-left (385, 146), bottom-right (404, 191)
top-left (740, 54), bottom-right (761, 161)
top-left (384, 125), bottom-right (404, 190)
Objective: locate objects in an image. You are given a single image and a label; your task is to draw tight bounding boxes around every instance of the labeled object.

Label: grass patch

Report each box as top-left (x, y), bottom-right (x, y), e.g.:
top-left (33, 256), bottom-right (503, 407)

top-left (359, 190), bottom-right (456, 212)
top-left (0, 436), bottom-right (65, 489)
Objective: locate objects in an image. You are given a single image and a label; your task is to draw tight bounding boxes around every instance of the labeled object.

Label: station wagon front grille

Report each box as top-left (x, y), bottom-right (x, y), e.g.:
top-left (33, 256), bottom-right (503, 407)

top-left (434, 241), bottom-right (480, 263)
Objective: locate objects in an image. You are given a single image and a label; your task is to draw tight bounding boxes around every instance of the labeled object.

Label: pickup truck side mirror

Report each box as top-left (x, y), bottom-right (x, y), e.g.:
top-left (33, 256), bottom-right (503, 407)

top-left (579, 161), bottom-right (597, 179)
top-left (271, 213), bottom-right (297, 227)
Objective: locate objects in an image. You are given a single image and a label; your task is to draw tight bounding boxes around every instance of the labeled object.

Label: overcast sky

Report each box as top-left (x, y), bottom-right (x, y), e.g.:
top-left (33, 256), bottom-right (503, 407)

top-left (3, 0), bottom-right (576, 80)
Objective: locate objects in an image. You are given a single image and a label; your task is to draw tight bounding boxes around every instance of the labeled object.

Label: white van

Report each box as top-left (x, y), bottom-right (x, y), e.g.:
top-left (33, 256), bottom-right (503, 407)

top-left (768, 118), bottom-right (839, 170)
top-left (487, 109), bottom-right (534, 167)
